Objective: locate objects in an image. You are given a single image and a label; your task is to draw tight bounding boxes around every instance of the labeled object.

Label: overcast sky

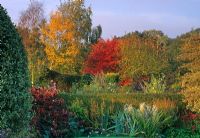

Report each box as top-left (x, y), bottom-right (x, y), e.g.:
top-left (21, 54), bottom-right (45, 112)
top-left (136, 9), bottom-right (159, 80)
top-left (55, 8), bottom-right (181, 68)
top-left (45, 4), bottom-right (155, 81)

top-left (1, 0), bottom-right (200, 38)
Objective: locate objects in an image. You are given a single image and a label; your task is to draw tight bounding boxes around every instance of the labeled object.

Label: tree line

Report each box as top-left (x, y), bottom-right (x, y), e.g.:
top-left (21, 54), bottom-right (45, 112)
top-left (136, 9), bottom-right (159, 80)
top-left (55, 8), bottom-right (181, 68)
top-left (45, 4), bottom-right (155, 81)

top-left (17, 0), bottom-right (200, 112)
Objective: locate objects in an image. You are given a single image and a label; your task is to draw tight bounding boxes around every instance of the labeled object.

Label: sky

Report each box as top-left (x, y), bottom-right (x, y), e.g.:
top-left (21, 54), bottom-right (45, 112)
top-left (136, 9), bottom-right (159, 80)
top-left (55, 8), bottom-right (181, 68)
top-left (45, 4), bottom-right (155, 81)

top-left (1, 0), bottom-right (200, 38)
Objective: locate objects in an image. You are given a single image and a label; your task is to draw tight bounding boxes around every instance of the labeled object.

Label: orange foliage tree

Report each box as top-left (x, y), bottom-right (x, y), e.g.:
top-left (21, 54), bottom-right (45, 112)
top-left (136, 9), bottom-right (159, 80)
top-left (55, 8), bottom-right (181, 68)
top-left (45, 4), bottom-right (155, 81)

top-left (41, 11), bottom-right (80, 74)
top-left (83, 39), bottom-right (120, 75)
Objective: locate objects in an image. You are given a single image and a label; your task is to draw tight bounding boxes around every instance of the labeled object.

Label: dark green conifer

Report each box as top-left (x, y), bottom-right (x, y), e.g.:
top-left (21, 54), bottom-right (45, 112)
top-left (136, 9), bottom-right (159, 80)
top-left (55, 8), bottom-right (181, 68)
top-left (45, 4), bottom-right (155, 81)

top-left (0, 4), bottom-right (32, 136)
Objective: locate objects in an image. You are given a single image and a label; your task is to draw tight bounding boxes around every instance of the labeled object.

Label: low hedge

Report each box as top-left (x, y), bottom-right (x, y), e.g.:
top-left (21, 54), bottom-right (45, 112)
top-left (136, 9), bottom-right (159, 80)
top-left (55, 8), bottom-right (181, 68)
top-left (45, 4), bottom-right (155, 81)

top-left (59, 92), bottom-right (184, 116)
top-left (38, 69), bottom-right (93, 91)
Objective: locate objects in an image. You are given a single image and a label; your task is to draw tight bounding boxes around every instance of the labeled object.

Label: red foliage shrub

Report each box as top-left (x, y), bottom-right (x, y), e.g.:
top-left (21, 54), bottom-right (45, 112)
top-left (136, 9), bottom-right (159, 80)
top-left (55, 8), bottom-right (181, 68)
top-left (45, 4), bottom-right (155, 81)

top-left (180, 111), bottom-right (200, 132)
top-left (181, 111), bottom-right (199, 122)
top-left (31, 87), bottom-right (71, 137)
top-left (31, 87), bottom-right (58, 101)
top-left (83, 39), bottom-right (120, 75)
top-left (119, 78), bottom-right (133, 86)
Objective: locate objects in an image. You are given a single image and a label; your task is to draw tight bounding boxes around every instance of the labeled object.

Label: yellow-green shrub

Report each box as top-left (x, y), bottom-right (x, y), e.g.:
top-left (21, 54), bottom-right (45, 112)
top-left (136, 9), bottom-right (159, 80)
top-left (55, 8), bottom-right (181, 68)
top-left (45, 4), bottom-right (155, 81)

top-left (178, 30), bottom-right (200, 113)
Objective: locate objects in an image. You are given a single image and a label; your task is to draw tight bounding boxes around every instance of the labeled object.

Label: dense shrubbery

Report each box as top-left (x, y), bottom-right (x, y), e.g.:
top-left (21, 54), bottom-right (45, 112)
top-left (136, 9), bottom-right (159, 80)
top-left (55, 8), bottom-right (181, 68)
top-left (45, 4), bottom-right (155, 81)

top-left (59, 92), bottom-right (183, 137)
top-left (59, 91), bottom-right (200, 137)
top-left (31, 87), bottom-right (72, 137)
top-left (142, 74), bottom-right (166, 94)
top-left (38, 69), bottom-right (93, 91)
top-left (0, 5), bottom-right (32, 137)
top-left (60, 92), bottom-right (183, 110)
top-left (178, 30), bottom-right (200, 113)
top-left (165, 111), bottom-right (200, 137)
top-left (70, 73), bottom-right (119, 93)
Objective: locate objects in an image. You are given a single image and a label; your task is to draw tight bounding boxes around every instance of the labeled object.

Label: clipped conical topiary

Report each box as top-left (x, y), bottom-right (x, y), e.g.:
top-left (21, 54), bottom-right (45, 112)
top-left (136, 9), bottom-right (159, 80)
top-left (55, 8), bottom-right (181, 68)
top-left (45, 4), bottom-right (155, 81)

top-left (0, 4), bottom-right (32, 136)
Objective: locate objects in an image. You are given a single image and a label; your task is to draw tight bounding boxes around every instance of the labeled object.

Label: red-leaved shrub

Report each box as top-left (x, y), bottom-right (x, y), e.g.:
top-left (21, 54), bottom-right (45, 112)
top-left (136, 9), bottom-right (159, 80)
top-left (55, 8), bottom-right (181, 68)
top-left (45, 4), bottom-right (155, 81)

top-left (119, 78), bottom-right (133, 86)
top-left (31, 87), bottom-right (72, 137)
top-left (181, 111), bottom-right (199, 123)
top-left (180, 111), bottom-right (200, 132)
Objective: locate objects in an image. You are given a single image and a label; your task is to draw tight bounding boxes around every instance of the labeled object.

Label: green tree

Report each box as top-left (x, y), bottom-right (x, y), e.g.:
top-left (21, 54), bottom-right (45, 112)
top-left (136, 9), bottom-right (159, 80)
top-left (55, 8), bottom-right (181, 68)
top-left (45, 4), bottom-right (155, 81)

top-left (165, 38), bottom-right (182, 91)
top-left (0, 5), bottom-right (32, 136)
top-left (90, 25), bottom-right (102, 44)
top-left (119, 31), bottom-right (169, 80)
top-left (178, 29), bottom-right (200, 113)
top-left (59, 0), bottom-right (92, 47)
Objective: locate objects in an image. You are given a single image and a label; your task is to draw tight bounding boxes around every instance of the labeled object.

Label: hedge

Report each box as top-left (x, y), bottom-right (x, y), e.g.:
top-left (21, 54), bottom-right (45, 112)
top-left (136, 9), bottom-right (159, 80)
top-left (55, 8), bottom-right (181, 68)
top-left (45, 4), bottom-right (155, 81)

top-left (59, 92), bottom-right (184, 115)
top-left (38, 69), bottom-right (93, 90)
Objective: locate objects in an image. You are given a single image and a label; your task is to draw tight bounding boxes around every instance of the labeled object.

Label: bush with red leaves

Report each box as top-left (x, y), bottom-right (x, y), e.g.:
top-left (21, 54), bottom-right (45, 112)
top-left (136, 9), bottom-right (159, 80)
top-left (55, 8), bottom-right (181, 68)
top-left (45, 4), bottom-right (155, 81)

top-left (31, 87), bottom-right (72, 137)
top-left (181, 111), bottom-right (199, 122)
top-left (180, 111), bottom-right (200, 132)
top-left (119, 78), bottom-right (133, 86)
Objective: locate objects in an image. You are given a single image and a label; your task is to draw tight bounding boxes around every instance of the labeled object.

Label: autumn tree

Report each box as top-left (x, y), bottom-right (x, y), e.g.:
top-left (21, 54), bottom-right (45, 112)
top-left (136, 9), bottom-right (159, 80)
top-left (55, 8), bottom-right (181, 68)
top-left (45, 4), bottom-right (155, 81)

top-left (142, 30), bottom-right (178, 87)
top-left (141, 30), bottom-right (168, 55)
top-left (83, 39), bottom-right (120, 75)
top-left (18, 0), bottom-right (44, 29)
top-left (119, 31), bottom-right (169, 80)
top-left (18, 0), bottom-right (46, 85)
top-left (41, 0), bottom-right (94, 75)
top-left (178, 29), bottom-right (200, 113)
top-left (41, 11), bottom-right (80, 74)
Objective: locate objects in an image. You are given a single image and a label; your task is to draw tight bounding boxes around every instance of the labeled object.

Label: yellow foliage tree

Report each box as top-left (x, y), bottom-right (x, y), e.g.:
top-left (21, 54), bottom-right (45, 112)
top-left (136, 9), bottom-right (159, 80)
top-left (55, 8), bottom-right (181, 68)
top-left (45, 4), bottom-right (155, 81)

top-left (41, 11), bottom-right (80, 74)
top-left (178, 30), bottom-right (200, 113)
top-left (119, 32), bottom-right (168, 80)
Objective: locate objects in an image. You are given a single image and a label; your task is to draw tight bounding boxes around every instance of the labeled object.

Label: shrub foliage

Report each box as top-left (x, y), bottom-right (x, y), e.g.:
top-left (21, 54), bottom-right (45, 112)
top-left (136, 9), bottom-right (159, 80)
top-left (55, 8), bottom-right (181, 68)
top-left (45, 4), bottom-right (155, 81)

top-left (31, 87), bottom-right (72, 137)
top-left (0, 4), bottom-right (32, 136)
top-left (178, 30), bottom-right (200, 113)
top-left (57, 92), bottom-right (183, 137)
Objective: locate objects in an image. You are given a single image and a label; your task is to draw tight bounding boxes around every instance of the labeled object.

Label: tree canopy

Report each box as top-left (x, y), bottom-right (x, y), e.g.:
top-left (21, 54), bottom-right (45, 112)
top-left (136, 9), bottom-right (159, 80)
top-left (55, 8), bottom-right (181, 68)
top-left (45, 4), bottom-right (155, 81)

top-left (83, 39), bottom-right (120, 75)
top-left (178, 29), bottom-right (200, 113)
top-left (119, 31), bottom-right (169, 79)
top-left (18, 0), bottom-right (46, 85)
